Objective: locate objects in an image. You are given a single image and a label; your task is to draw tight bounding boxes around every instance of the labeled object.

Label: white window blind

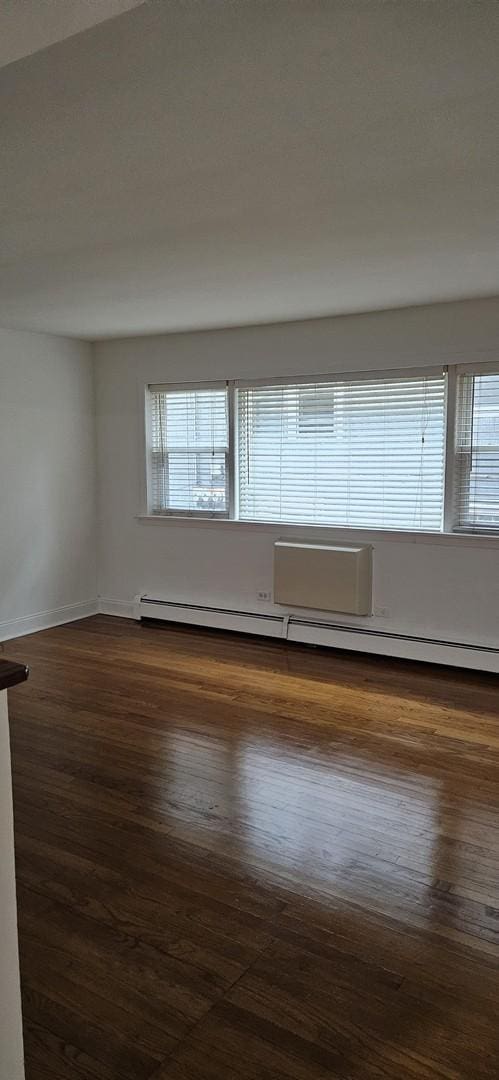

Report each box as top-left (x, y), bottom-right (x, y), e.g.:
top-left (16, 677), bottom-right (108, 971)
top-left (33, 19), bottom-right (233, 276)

top-left (237, 374), bottom-right (446, 530)
top-left (454, 372), bottom-right (499, 532)
top-left (149, 385), bottom-right (229, 515)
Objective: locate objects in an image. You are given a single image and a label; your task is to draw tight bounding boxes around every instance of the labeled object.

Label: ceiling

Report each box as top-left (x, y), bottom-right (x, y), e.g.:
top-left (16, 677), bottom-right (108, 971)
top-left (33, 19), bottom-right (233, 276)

top-left (0, 0), bottom-right (145, 69)
top-left (1, 0), bottom-right (499, 340)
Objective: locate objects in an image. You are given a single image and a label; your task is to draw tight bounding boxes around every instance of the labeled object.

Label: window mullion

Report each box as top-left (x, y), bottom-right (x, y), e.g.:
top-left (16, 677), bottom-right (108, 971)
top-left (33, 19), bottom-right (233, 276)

top-left (228, 383), bottom-right (237, 520)
top-left (443, 365), bottom-right (458, 532)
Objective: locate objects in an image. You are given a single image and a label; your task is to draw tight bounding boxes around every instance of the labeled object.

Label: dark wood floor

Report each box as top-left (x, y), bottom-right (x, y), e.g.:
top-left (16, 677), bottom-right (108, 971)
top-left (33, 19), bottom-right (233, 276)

top-left (5, 614), bottom-right (499, 1079)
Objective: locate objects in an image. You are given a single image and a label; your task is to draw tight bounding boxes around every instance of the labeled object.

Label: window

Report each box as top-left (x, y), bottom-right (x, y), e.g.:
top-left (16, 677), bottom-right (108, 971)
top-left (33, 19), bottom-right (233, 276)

top-left (238, 375), bottom-right (445, 530)
top-left (454, 370), bottom-right (499, 532)
top-left (146, 365), bottom-right (499, 535)
top-left (149, 385), bottom-right (229, 515)
top-left (298, 385), bottom-right (335, 434)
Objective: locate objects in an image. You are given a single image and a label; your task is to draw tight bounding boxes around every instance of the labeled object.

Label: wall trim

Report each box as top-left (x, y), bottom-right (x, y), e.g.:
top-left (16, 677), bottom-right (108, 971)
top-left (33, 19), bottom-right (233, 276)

top-left (134, 515), bottom-right (499, 549)
top-left (98, 597), bottom-right (137, 619)
top-left (137, 597), bottom-right (499, 674)
top-left (0, 600), bottom-right (98, 643)
top-left (286, 621), bottom-right (499, 674)
top-left (93, 596), bottom-right (499, 673)
top-left (141, 598), bottom-right (284, 639)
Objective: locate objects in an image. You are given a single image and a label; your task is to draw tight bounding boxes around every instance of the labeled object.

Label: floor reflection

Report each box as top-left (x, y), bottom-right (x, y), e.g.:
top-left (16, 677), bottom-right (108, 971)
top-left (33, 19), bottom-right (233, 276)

top-left (8, 618), bottom-right (499, 1078)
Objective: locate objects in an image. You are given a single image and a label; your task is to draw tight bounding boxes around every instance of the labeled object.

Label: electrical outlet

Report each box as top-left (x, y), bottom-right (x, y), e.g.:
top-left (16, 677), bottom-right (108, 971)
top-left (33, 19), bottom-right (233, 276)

top-left (257, 590), bottom-right (272, 601)
top-left (374, 606), bottom-right (389, 618)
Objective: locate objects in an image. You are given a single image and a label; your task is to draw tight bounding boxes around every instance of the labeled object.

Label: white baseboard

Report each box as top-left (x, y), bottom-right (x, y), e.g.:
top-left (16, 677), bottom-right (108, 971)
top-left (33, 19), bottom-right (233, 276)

top-left (137, 597), bottom-right (499, 674)
top-left (0, 600), bottom-right (99, 643)
top-left (92, 596), bottom-right (499, 674)
top-left (286, 621), bottom-right (499, 673)
top-left (98, 597), bottom-right (137, 619)
top-left (139, 598), bottom-right (283, 638)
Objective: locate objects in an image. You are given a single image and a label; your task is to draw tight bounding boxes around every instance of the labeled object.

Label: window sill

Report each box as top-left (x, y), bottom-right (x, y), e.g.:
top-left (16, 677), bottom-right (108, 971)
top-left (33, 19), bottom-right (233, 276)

top-left (135, 515), bottom-right (499, 547)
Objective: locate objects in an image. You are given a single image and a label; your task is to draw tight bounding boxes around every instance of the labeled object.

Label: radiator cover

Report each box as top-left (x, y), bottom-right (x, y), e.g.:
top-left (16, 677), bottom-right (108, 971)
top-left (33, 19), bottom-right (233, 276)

top-left (135, 596), bottom-right (499, 674)
top-left (273, 540), bottom-right (372, 615)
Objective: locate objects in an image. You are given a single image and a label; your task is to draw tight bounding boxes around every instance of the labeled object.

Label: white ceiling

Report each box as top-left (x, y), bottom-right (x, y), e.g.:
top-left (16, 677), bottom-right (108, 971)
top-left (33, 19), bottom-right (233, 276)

top-left (0, 0), bottom-right (145, 69)
top-left (1, 0), bottom-right (499, 340)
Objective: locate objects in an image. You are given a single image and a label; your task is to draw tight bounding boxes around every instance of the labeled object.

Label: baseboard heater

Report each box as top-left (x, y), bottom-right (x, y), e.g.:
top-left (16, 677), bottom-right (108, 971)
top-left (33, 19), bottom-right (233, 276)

top-left (138, 597), bottom-right (499, 674)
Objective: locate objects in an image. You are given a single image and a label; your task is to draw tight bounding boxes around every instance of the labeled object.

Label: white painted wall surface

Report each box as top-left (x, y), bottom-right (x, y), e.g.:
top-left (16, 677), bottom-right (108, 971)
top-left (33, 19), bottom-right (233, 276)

top-left (0, 329), bottom-right (97, 640)
top-left (95, 298), bottom-right (499, 651)
top-left (0, 690), bottom-right (24, 1080)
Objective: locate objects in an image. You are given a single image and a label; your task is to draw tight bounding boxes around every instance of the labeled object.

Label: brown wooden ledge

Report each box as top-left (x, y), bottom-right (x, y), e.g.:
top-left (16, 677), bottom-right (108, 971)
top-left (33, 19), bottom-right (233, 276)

top-left (0, 658), bottom-right (29, 691)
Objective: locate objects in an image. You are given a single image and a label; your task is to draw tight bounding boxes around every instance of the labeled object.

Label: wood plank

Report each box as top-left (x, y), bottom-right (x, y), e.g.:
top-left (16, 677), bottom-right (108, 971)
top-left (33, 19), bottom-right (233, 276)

top-left (4, 614), bottom-right (499, 1079)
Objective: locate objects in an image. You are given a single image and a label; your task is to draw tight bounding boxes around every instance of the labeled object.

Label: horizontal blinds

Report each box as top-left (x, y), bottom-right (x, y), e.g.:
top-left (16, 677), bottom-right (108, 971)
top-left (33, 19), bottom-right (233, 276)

top-left (149, 387), bottom-right (228, 514)
top-left (238, 375), bottom-right (446, 530)
top-left (455, 372), bottom-right (499, 532)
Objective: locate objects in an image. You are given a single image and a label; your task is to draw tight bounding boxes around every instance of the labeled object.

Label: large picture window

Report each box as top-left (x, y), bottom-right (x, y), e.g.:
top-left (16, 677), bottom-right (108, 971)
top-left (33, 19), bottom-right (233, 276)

top-left (146, 365), bottom-right (499, 534)
top-left (238, 375), bottom-right (445, 531)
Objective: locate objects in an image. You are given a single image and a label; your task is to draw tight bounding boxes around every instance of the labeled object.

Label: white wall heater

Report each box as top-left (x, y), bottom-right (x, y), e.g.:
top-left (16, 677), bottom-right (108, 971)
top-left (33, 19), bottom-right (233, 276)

top-left (273, 540), bottom-right (372, 615)
top-left (136, 596), bottom-right (499, 674)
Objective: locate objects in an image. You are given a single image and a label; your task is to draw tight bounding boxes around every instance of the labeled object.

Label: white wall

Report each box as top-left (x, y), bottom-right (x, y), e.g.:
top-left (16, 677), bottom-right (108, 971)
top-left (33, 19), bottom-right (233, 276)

top-left (95, 298), bottom-right (499, 652)
top-left (0, 328), bottom-right (97, 639)
top-left (0, 691), bottom-right (24, 1080)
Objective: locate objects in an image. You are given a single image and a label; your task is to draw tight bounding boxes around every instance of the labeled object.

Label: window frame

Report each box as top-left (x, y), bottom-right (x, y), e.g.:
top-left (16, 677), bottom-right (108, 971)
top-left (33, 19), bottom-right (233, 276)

top-left (145, 380), bottom-right (231, 519)
top-left (142, 363), bottom-right (499, 537)
top-left (235, 366), bottom-right (447, 533)
top-left (451, 361), bottom-right (499, 535)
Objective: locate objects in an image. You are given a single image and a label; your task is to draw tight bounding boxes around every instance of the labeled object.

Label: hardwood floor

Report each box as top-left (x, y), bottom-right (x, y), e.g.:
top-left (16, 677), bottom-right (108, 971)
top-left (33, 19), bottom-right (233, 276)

top-left (4, 614), bottom-right (499, 1079)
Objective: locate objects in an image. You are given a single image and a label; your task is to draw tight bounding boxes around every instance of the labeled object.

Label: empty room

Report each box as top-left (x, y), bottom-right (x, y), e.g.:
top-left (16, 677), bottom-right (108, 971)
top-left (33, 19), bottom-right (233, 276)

top-left (2, 1), bottom-right (499, 1078)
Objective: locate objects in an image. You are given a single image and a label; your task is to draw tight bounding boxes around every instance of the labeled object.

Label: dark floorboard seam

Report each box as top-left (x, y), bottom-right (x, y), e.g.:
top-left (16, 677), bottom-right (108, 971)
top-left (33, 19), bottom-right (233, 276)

top-left (146, 938), bottom-right (279, 1079)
